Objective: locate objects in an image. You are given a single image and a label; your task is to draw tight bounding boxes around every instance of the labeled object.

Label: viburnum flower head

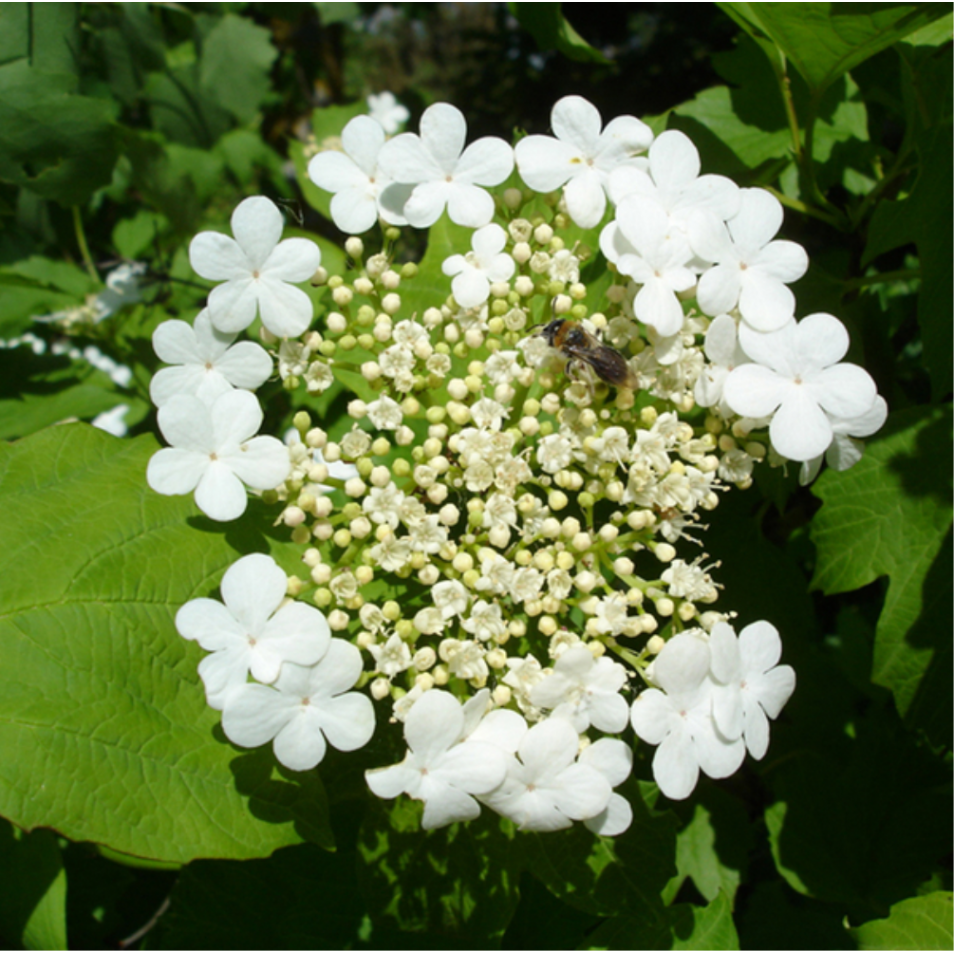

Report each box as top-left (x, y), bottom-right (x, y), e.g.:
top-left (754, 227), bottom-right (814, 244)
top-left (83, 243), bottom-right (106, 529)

top-left (307, 115), bottom-right (411, 234)
top-left (377, 102), bottom-right (514, 228)
top-left (723, 313), bottom-right (880, 462)
top-left (365, 689), bottom-right (509, 829)
top-left (630, 631), bottom-right (745, 800)
top-left (175, 554), bottom-right (330, 710)
top-left (146, 389), bottom-right (290, 521)
top-left (689, 188), bottom-right (808, 332)
top-left (189, 196), bottom-right (322, 337)
top-left (708, 620), bottom-right (795, 759)
top-left (442, 223), bottom-right (516, 308)
top-left (221, 640), bottom-right (374, 771)
top-left (149, 309), bottom-right (272, 407)
top-left (515, 95), bottom-right (653, 228)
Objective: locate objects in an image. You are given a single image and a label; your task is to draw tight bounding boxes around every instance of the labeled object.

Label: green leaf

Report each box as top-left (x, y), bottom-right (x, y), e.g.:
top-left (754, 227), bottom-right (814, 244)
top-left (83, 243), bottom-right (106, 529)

top-left (810, 405), bottom-right (953, 744)
top-left (850, 891), bottom-right (954, 950)
top-left (0, 63), bottom-right (120, 205)
top-left (508, 2), bottom-right (610, 64)
top-left (199, 14), bottom-right (277, 125)
top-left (0, 3), bottom-right (80, 75)
top-left (0, 820), bottom-right (67, 951)
top-left (0, 424), bottom-right (334, 863)
top-left (864, 121), bottom-right (953, 401)
top-left (314, 2), bottom-right (361, 26)
top-left (672, 893), bottom-right (740, 950)
top-left (719, 3), bottom-right (950, 98)
top-left (664, 788), bottom-right (752, 907)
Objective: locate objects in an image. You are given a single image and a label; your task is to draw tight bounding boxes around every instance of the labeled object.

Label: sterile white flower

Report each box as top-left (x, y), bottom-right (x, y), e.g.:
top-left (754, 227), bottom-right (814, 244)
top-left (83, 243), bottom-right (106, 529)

top-left (515, 95), bottom-right (653, 228)
top-left (529, 644), bottom-right (629, 733)
top-left (365, 689), bottom-right (509, 829)
top-left (307, 115), bottom-right (411, 233)
top-left (579, 738), bottom-right (634, 836)
top-left (708, 621), bottom-right (795, 759)
top-left (480, 717), bottom-right (612, 831)
top-left (798, 394), bottom-right (888, 485)
top-left (147, 390), bottom-right (291, 521)
top-left (601, 195), bottom-right (695, 336)
top-left (689, 188), bottom-right (808, 331)
top-left (442, 224), bottom-right (515, 308)
top-left (175, 553), bottom-right (330, 710)
top-left (189, 196), bottom-right (322, 337)
top-left (367, 90), bottom-right (410, 134)
top-left (368, 632), bottom-right (414, 677)
top-left (377, 102), bottom-right (514, 228)
top-left (694, 313), bottom-right (749, 413)
top-left (149, 309), bottom-right (273, 407)
top-left (724, 313), bottom-right (879, 461)
top-left (630, 631), bottom-right (745, 799)
top-left (221, 639), bottom-right (374, 771)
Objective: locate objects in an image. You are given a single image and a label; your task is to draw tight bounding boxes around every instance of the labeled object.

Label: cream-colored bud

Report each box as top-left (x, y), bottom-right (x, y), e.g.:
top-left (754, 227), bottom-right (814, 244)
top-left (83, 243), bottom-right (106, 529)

top-left (353, 276), bottom-right (373, 296)
top-left (419, 564), bottom-right (439, 586)
top-left (678, 601), bottom-right (697, 621)
top-left (370, 677), bottom-right (391, 701)
top-left (464, 328), bottom-right (484, 349)
top-left (656, 598), bottom-right (675, 617)
top-left (327, 609), bottom-right (350, 631)
top-left (655, 543), bottom-right (676, 563)
top-left (344, 477), bottom-right (367, 498)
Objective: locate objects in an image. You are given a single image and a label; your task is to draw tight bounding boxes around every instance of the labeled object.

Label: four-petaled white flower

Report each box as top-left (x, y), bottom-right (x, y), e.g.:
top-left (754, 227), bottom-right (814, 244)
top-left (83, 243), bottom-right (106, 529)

top-left (175, 553), bottom-right (329, 710)
top-left (308, 115), bottom-right (411, 234)
top-left (378, 103), bottom-right (514, 228)
top-left (724, 313), bottom-right (879, 461)
top-left (480, 716), bottom-right (612, 832)
top-left (689, 188), bottom-right (808, 332)
top-left (529, 644), bottom-right (629, 733)
top-left (442, 223), bottom-right (515, 308)
top-left (708, 621), bottom-right (796, 760)
top-left (189, 196), bottom-right (322, 338)
top-left (367, 91), bottom-right (410, 134)
top-left (150, 309), bottom-right (273, 407)
top-left (365, 689), bottom-right (509, 829)
top-left (630, 631), bottom-right (745, 800)
top-left (147, 390), bottom-right (291, 521)
top-left (515, 95), bottom-right (653, 228)
top-left (222, 639), bottom-right (374, 771)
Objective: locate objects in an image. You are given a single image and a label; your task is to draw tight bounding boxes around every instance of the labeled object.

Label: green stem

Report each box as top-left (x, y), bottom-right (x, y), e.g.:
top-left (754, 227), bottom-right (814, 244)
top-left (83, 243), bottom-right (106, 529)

top-left (763, 187), bottom-right (844, 229)
top-left (72, 207), bottom-right (98, 282)
top-left (842, 267), bottom-right (921, 293)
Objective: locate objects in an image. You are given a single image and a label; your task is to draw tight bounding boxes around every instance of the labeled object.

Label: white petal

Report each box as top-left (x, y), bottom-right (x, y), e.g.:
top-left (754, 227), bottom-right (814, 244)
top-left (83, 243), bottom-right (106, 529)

top-left (262, 237), bottom-right (322, 284)
top-left (445, 182), bottom-right (495, 228)
top-left (210, 389), bottom-right (263, 446)
top-left (770, 388), bottom-right (834, 461)
top-left (147, 447), bottom-right (206, 496)
top-left (206, 277), bottom-right (258, 333)
top-left (723, 364), bottom-right (790, 418)
top-left (156, 394), bottom-right (213, 451)
top-left (420, 784), bottom-right (481, 830)
top-left (256, 279), bottom-right (314, 338)
top-left (213, 341), bottom-right (273, 390)
top-left (197, 647), bottom-right (250, 711)
top-left (308, 149), bottom-right (369, 192)
top-left (419, 102), bottom-right (467, 172)
top-left (653, 631), bottom-right (711, 694)
top-left (738, 620), bottom-right (782, 673)
top-left (451, 268), bottom-right (491, 309)
top-left (709, 622), bottom-right (741, 683)
top-left (223, 435), bottom-right (291, 490)
top-left (653, 726), bottom-right (700, 800)
top-left (193, 461), bottom-right (249, 520)
top-left (405, 690), bottom-right (464, 761)
top-left (272, 708), bottom-right (327, 771)
top-left (738, 270), bottom-right (796, 331)
top-left (630, 688), bottom-right (676, 745)
top-left (152, 319), bottom-right (200, 365)
top-left (579, 738), bottom-right (633, 787)
top-left (517, 719), bottom-right (579, 779)
top-left (189, 232), bottom-right (249, 281)
top-left (231, 196), bottom-right (283, 270)
top-left (584, 792), bottom-right (633, 837)
top-left (330, 190), bottom-right (380, 234)
top-left (403, 181), bottom-right (452, 228)
top-left (455, 137), bottom-right (514, 186)
top-left (221, 553), bottom-right (287, 630)
top-left (728, 188), bottom-right (783, 251)
top-left (515, 136), bottom-right (581, 191)
top-left (221, 682), bottom-right (297, 748)
top-left (318, 691), bottom-right (375, 752)
top-left (563, 171), bottom-right (607, 228)
top-left (436, 740), bottom-right (508, 795)
top-left (366, 761), bottom-right (417, 799)
top-left (810, 365), bottom-right (878, 420)
top-left (649, 130), bottom-right (700, 192)
top-left (176, 597), bottom-right (245, 651)
top-left (696, 263), bottom-right (742, 317)
top-left (150, 365), bottom-right (217, 407)
top-left (551, 95), bottom-right (602, 152)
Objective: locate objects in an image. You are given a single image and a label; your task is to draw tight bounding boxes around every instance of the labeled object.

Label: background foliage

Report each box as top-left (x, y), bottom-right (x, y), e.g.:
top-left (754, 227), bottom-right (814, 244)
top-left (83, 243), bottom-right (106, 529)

top-left (0, 2), bottom-right (950, 949)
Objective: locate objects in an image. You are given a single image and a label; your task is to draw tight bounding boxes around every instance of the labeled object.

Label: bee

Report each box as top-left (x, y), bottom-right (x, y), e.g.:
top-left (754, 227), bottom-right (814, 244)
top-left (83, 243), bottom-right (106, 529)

top-left (535, 319), bottom-right (639, 390)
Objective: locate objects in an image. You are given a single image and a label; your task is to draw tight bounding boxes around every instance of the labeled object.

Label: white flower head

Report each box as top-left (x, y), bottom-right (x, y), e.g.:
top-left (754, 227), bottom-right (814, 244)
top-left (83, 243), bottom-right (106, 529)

top-left (189, 196), bottom-right (322, 337)
top-left (515, 95), bottom-right (653, 228)
top-left (377, 103), bottom-right (514, 228)
top-left (365, 689), bottom-right (509, 829)
top-left (147, 390), bottom-right (291, 521)
top-left (150, 309), bottom-right (273, 407)
top-left (176, 553), bottom-right (329, 709)
top-left (308, 115), bottom-right (411, 233)
top-left (221, 640), bottom-right (374, 771)
top-left (443, 223), bottom-right (515, 309)
top-left (724, 313), bottom-right (879, 461)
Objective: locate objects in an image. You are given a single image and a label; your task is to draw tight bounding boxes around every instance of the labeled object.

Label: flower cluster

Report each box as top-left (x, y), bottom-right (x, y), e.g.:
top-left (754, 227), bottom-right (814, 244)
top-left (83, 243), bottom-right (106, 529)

top-left (147, 93), bottom-right (883, 833)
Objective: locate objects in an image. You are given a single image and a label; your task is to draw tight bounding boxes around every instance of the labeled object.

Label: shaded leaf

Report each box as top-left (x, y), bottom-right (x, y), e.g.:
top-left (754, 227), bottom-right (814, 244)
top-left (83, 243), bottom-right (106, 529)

top-left (810, 405), bottom-right (953, 744)
top-left (508, 2), bottom-right (610, 64)
top-left (850, 891), bottom-right (954, 950)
